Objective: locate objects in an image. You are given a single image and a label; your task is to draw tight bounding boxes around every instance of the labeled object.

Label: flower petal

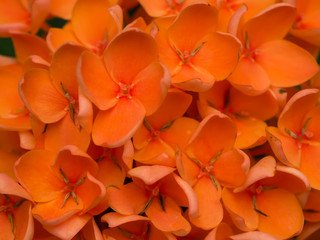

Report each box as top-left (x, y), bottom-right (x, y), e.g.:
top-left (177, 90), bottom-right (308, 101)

top-left (11, 33), bottom-right (51, 63)
top-left (14, 150), bottom-right (64, 202)
top-left (189, 176), bottom-right (223, 230)
top-left (168, 3), bottom-right (218, 53)
top-left (72, 0), bottom-right (120, 50)
top-left (132, 62), bottom-right (171, 116)
top-left (108, 182), bottom-right (149, 215)
top-left (256, 188), bottom-right (304, 239)
top-left (42, 214), bottom-right (91, 240)
top-left (213, 148), bottom-right (250, 188)
top-left (222, 187), bottom-right (258, 231)
top-left (186, 112), bottom-right (236, 164)
top-left (50, 43), bottom-right (86, 99)
top-left (256, 40), bottom-right (319, 87)
top-left (244, 3), bottom-right (296, 48)
top-left (235, 156), bottom-right (276, 193)
top-left (146, 196), bottom-right (191, 236)
top-left (266, 127), bottom-right (302, 168)
top-left (19, 68), bottom-right (68, 123)
top-left (44, 114), bottom-right (91, 153)
top-left (104, 29), bottom-right (158, 85)
top-left (51, 145), bottom-right (99, 183)
top-left (192, 32), bottom-right (241, 81)
top-left (228, 57), bottom-right (270, 96)
top-left (77, 50), bottom-right (119, 110)
top-left (92, 97), bottom-right (146, 148)
top-left (234, 117), bottom-right (267, 149)
top-left (300, 145), bottom-right (320, 190)
top-left (278, 88), bottom-right (319, 137)
top-left (129, 165), bottom-right (175, 186)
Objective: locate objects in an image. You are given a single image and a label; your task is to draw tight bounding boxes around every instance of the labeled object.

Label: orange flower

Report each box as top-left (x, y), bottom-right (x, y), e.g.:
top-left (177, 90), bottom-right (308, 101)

top-left (222, 156), bottom-right (309, 239)
top-left (266, 88), bottom-right (320, 189)
top-left (133, 88), bottom-right (199, 167)
top-left (14, 145), bottom-right (106, 239)
top-left (290, 0), bottom-right (320, 46)
top-left (0, 65), bottom-right (30, 131)
top-left (152, 2), bottom-right (241, 91)
top-left (47, 0), bottom-right (123, 54)
top-left (0, 0), bottom-right (50, 36)
top-left (214, 0), bottom-right (276, 32)
top-left (77, 28), bottom-right (171, 148)
top-left (198, 80), bottom-right (279, 149)
top-left (177, 112), bottom-right (250, 230)
top-left (228, 3), bottom-right (319, 95)
top-left (19, 43), bottom-right (92, 152)
top-left (107, 165), bottom-right (198, 236)
top-left (0, 173), bottom-right (34, 240)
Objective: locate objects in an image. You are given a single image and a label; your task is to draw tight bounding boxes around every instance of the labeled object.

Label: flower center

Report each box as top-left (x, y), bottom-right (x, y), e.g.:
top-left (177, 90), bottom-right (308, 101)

top-left (117, 82), bottom-right (133, 99)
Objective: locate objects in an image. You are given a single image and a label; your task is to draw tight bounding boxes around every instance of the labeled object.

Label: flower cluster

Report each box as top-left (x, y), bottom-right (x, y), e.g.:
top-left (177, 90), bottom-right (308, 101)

top-left (0, 0), bottom-right (320, 239)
